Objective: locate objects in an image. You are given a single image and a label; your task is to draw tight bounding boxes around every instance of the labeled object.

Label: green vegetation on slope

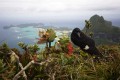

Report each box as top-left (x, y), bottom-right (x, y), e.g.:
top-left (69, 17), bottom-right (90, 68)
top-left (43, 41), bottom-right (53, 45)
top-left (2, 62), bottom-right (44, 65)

top-left (0, 41), bottom-right (120, 80)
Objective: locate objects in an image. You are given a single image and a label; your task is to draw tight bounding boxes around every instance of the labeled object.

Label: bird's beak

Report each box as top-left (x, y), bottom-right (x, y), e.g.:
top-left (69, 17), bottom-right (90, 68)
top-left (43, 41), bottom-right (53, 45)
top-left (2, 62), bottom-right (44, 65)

top-left (77, 32), bottom-right (80, 37)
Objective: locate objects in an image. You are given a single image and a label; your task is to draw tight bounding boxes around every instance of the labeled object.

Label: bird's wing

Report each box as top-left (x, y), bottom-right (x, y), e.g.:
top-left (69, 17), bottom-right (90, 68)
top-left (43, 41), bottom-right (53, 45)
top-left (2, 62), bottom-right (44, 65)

top-left (83, 36), bottom-right (95, 47)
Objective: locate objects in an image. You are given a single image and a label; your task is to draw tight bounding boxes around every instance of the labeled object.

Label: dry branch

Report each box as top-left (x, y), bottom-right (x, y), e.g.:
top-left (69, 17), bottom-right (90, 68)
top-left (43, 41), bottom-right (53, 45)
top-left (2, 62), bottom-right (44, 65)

top-left (13, 58), bottom-right (52, 80)
top-left (10, 51), bottom-right (27, 80)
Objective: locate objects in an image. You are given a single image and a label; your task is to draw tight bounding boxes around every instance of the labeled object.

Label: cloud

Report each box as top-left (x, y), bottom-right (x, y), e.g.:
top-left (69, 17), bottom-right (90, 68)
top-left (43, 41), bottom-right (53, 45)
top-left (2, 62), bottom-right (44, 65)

top-left (0, 0), bottom-right (120, 27)
top-left (0, 0), bottom-right (120, 13)
top-left (89, 7), bottom-right (120, 11)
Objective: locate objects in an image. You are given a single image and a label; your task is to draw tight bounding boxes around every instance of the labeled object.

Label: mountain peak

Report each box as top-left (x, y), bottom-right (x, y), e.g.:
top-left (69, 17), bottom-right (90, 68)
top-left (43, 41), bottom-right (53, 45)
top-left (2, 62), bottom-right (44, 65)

top-left (90, 14), bottom-right (104, 23)
top-left (91, 14), bottom-right (100, 18)
top-left (82, 14), bottom-right (120, 44)
top-left (83, 14), bottom-right (120, 33)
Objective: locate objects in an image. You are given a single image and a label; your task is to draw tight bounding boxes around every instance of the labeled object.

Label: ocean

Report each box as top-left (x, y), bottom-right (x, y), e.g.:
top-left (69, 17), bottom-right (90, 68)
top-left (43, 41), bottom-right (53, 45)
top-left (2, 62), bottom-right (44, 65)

top-left (0, 26), bottom-right (64, 51)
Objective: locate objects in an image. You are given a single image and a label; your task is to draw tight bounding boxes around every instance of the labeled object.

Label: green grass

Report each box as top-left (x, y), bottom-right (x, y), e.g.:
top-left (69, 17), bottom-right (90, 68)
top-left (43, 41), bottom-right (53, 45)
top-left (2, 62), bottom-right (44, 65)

top-left (0, 43), bottom-right (120, 80)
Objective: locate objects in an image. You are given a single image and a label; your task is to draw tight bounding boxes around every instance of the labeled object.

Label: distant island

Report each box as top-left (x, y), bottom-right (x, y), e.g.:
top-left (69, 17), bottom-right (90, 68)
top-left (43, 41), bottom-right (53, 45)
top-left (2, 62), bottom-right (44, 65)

top-left (3, 23), bottom-right (44, 29)
top-left (83, 14), bottom-right (120, 45)
top-left (3, 23), bottom-right (72, 31)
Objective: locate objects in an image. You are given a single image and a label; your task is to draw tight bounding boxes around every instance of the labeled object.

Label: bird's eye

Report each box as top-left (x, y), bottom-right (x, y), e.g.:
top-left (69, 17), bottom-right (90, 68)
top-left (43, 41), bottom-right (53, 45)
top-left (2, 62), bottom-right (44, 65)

top-left (77, 32), bottom-right (80, 37)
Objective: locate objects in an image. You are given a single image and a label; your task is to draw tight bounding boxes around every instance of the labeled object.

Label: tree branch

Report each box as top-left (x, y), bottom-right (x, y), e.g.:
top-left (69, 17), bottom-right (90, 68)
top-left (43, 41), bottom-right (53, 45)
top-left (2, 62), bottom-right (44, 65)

top-left (10, 51), bottom-right (27, 80)
top-left (13, 57), bottom-right (52, 80)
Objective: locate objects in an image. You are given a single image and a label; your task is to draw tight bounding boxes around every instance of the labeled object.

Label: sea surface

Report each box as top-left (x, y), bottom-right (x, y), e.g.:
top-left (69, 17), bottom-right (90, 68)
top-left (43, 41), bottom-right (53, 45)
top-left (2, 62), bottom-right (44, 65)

top-left (0, 26), bottom-right (64, 52)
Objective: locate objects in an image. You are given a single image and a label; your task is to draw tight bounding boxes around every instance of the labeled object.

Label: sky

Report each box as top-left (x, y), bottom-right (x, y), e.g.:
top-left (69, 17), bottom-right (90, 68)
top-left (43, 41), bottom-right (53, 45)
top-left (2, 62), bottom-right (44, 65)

top-left (0, 0), bottom-right (120, 28)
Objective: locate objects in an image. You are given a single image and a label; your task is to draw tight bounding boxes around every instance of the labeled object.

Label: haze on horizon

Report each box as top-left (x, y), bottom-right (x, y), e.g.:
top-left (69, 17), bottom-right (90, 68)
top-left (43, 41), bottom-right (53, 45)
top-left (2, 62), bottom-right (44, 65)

top-left (0, 0), bottom-right (120, 28)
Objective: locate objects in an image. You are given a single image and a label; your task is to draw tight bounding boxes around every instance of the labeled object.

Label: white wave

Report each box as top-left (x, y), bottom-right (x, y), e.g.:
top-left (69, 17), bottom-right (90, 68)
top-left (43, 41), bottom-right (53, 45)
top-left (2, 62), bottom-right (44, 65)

top-left (17, 36), bottom-right (22, 39)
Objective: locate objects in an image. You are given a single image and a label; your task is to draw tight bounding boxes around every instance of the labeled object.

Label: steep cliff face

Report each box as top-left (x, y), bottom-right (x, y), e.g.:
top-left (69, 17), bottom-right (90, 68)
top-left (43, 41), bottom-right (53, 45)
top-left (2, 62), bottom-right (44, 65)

top-left (82, 14), bottom-right (120, 44)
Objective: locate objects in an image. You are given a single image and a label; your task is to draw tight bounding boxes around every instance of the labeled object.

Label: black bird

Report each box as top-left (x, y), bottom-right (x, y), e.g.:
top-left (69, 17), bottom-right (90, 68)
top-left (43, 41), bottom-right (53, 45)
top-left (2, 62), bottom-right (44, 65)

top-left (71, 28), bottom-right (102, 57)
